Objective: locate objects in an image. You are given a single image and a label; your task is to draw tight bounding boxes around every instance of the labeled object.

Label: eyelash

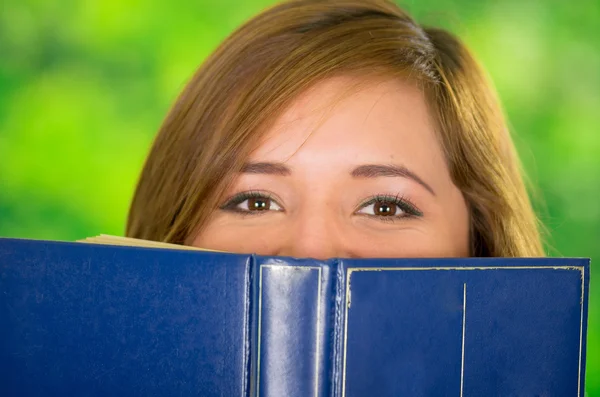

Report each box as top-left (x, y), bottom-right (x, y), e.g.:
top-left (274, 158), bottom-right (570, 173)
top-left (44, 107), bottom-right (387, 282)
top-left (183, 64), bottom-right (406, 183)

top-left (356, 194), bottom-right (423, 222)
top-left (219, 190), bottom-right (280, 215)
top-left (219, 191), bottom-right (423, 221)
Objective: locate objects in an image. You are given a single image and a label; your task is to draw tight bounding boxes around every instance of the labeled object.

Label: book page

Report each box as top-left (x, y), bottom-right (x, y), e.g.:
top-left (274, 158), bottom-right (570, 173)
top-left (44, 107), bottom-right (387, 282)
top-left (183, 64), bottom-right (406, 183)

top-left (78, 235), bottom-right (220, 252)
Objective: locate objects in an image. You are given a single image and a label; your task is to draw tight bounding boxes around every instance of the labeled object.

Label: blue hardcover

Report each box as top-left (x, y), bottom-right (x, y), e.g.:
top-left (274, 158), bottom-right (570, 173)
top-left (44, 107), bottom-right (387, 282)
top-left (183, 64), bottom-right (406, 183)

top-left (0, 238), bottom-right (590, 396)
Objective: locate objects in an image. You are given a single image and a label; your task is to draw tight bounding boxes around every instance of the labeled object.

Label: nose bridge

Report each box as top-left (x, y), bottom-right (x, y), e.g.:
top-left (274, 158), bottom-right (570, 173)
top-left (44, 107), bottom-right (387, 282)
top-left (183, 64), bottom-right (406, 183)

top-left (278, 208), bottom-right (343, 260)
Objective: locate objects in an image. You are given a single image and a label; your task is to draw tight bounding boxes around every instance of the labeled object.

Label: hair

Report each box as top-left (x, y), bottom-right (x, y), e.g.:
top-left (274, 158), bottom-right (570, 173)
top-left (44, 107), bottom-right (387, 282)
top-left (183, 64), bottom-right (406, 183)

top-left (126, 0), bottom-right (545, 257)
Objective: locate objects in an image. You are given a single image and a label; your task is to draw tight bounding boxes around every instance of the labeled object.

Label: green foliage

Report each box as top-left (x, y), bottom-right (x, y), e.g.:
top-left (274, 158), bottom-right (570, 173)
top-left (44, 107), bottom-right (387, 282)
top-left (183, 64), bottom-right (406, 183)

top-left (1, 0), bottom-right (599, 392)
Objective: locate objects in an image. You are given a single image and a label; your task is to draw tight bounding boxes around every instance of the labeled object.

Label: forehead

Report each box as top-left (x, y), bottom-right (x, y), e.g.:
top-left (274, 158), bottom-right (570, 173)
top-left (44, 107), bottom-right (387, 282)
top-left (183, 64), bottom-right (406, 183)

top-left (250, 75), bottom-right (446, 174)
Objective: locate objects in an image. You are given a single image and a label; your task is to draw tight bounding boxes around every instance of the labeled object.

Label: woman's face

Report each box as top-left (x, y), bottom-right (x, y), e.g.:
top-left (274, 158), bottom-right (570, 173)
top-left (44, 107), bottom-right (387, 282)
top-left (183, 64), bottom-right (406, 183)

top-left (193, 76), bottom-right (470, 259)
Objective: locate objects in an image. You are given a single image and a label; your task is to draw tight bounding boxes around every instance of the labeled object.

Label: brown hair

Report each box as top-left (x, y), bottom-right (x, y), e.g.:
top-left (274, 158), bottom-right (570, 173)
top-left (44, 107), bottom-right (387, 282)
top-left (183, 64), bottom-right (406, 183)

top-left (126, 0), bottom-right (544, 257)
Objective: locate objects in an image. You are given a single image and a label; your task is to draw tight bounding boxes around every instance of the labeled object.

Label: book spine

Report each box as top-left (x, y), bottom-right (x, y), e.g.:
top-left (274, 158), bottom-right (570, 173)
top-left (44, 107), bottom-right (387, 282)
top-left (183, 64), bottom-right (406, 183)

top-left (249, 257), bottom-right (334, 397)
top-left (330, 259), bottom-right (346, 397)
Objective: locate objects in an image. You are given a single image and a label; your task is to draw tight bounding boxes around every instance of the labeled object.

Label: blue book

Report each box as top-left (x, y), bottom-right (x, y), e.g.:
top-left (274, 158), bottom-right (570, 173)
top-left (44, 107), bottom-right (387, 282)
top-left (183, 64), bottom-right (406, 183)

top-left (0, 237), bottom-right (590, 396)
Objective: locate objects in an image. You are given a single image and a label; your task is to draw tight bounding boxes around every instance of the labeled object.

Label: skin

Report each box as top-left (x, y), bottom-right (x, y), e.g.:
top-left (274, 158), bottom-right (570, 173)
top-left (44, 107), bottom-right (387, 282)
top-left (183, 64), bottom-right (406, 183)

top-left (193, 76), bottom-right (470, 259)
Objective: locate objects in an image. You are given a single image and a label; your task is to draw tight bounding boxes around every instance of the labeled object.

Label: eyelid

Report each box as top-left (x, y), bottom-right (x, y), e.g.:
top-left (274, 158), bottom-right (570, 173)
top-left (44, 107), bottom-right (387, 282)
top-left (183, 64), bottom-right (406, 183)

top-left (220, 190), bottom-right (285, 212)
top-left (355, 194), bottom-right (423, 217)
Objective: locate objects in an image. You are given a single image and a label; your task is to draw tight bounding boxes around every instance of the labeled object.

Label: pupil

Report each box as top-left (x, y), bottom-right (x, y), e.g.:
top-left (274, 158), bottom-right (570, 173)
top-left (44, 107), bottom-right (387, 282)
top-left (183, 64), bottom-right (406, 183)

top-left (249, 197), bottom-right (269, 211)
top-left (375, 201), bottom-right (396, 216)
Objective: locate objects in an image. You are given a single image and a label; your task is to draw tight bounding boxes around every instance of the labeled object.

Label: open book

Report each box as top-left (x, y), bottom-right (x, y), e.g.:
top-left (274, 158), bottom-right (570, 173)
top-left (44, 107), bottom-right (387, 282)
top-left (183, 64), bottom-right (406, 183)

top-left (0, 235), bottom-right (591, 396)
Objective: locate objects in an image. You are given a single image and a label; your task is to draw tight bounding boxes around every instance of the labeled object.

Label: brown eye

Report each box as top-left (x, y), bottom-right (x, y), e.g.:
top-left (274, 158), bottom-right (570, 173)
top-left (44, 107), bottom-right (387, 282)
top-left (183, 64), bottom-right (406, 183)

top-left (247, 197), bottom-right (270, 211)
top-left (357, 199), bottom-right (402, 217)
top-left (373, 201), bottom-right (397, 216)
top-left (220, 192), bottom-right (283, 214)
top-left (355, 195), bottom-right (423, 220)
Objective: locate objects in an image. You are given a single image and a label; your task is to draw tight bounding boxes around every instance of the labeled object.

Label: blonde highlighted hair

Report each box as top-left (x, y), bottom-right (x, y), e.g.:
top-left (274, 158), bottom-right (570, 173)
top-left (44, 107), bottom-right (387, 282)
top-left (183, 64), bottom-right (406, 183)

top-left (127, 0), bottom-right (544, 257)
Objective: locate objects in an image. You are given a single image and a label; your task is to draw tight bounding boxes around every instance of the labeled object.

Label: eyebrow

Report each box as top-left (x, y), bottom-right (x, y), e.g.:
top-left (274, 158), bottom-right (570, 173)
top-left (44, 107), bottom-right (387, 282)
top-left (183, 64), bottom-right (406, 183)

top-left (351, 164), bottom-right (436, 196)
top-left (241, 161), bottom-right (435, 196)
top-left (241, 162), bottom-right (291, 176)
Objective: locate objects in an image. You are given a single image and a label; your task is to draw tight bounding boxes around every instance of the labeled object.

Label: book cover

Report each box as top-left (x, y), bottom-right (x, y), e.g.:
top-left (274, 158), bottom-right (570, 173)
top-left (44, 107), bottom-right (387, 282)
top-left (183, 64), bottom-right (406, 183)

top-left (0, 237), bottom-right (590, 396)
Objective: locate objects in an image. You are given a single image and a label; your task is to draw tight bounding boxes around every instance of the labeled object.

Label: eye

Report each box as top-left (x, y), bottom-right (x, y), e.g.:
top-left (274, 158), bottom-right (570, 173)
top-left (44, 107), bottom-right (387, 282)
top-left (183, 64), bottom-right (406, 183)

top-left (359, 200), bottom-right (399, 216)
top-left (355, 195), bottom-right (423, 220)
top-left (220, 191), bottom-right (283, 214)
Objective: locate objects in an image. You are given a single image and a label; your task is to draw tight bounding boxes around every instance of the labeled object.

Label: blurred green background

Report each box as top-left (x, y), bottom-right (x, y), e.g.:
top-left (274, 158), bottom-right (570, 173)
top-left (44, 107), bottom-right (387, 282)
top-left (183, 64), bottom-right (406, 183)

top-left (1, 0), bottom-right (598, 392)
